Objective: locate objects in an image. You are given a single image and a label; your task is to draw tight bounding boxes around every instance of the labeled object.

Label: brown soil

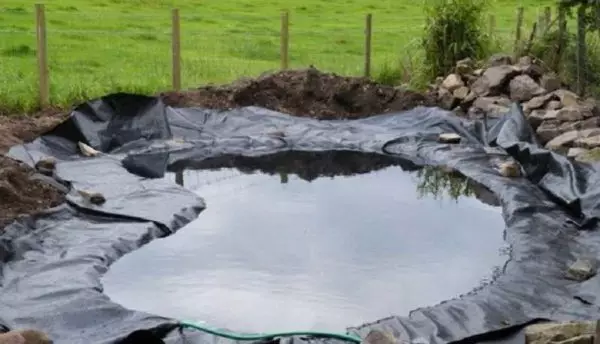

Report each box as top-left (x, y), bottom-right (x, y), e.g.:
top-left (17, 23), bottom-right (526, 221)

top-left (0, 156), bottom-right (65, 229)
top-left (0, 67), bottom-right (436, 231)
top-left (161, 67), bottom-right (437, 119)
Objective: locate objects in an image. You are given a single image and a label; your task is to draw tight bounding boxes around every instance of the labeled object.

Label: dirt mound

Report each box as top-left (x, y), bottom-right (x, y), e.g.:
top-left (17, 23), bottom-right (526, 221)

top-left (0, 156), bottom-right (65, 230)
top-left (161, 68), bottom-right (437, 119)
top-left (0, 110), bottom-right (65, 153)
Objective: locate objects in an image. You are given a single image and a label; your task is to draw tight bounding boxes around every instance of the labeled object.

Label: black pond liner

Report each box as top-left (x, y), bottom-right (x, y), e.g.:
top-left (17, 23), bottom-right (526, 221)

top-left (2, 92), bottom-right (600, 344)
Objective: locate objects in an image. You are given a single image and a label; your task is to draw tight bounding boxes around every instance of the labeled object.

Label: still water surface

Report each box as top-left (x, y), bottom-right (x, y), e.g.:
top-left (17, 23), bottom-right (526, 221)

top-left (102, 153), bottom-right (508, 333)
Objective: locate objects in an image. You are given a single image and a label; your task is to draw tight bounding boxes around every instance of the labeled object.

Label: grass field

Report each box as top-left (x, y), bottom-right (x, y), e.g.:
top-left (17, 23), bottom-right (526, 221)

top-left (0, 0), bottom-right (553, 112)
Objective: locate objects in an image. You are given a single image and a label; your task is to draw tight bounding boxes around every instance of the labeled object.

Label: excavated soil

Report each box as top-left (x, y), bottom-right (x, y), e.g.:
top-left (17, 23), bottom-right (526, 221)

top-left (0, 67), bottom-right (435, 231)
top-left (161, 68), bottom-right (437, 119)
top-left (0, 156), bottom-right (65, 229)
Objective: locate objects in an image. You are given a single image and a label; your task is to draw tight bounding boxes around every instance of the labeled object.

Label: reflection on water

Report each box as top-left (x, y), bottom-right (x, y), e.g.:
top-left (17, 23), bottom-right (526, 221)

top-left (102, 151), bottom-right (508, 333)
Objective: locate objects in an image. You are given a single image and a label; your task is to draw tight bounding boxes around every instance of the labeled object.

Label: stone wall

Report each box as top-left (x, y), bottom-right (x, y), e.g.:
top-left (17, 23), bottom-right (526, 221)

top-left (432, 54), bottom-right (600, 162)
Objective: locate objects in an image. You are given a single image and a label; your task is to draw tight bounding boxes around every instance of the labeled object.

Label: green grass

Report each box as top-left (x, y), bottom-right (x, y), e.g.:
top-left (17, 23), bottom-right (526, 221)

top-left (0, 0), bottom-right (553, 113)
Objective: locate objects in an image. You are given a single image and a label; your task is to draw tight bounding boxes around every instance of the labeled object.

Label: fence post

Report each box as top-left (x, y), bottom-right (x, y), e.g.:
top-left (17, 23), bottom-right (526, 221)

top-left (280, 10), bottom-right (289, 70)
top-left (364, 13), bottom-right (372, 78)
top-left (543, 6), bottom-right (551, 33)
top-left (35, 4), bottom-right (49, 108)
top-left (171, 8), bottom-right (181, 91)
top-left (576, 5), bottom-right (586, 95)
top-left (513, 7), bottom-right (524, 59)
top-left (553, 5), bottom-right (567, 71)
top-left (488, 14), bottom-right (496, 37)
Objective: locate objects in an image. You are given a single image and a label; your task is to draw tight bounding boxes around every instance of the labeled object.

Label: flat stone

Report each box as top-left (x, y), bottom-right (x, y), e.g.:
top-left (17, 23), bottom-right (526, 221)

top-left (554, 89), bottom-right (580, 107)
top-left (442, 73), bottom-right (464, 92)
top-left (473, 68), bottom-right (484, 76)
top-left (561, 117), bottom-right (600, 131)
top-left (529, 109), bottom-right (558, 129)
top-left (566, 258), bottom-right (597, 281)
top-left (523, 93), bottom-right (556, 113)
top-left (509, 75), bottom-right (546, 102)
top-left (453, 86), bottom-right (470, 99)
top-left (526, 321), bottom-right (595, 344)
top-left (545, 128), bottom-right (600, 151)
top-left (556, 106), bottom-right (586, 122)
top-left (364, 330), bottom-right (396, 344)
top-left (575, 135), bottom-right (600, 149)
top-left (471, 66), bottom-right (520, 96)
top-left (516, 56), bottom-right (545, 79)
top-left (540, 73), bottom-right (561, 92)
top-left (567, 147), bottom-right (589, 158)
top-left (438, 133), bottom-right (462, 143)
top-left (537, 121), bottom-right (563, 145)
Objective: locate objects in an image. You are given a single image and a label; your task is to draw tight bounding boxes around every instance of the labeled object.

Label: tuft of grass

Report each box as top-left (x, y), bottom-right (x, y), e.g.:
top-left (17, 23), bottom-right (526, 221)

top-left (418, 0), bottom-right (492, 84)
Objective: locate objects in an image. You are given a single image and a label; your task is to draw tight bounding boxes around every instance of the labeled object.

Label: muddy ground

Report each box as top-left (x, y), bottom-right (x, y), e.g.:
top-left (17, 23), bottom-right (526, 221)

top-left (0, 68), bottom-right (436, 230)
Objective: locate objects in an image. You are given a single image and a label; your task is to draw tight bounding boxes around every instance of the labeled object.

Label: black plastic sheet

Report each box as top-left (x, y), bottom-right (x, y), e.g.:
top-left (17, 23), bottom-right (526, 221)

top-left (3, 93), bottom-right (600, 344)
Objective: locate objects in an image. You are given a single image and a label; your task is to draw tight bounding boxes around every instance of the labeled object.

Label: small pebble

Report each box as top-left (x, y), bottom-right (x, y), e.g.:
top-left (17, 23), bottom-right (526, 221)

top-left (566, 258), bottom-right (597, 282)
top-left (34, 157), bottom-right (56, 176)
top-left (78, 190), bottom-right (106, 205)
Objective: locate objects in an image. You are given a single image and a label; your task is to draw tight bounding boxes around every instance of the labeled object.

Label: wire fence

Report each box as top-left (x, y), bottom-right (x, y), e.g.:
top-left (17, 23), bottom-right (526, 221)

top-left (0, 4), bottom-right (573, 111)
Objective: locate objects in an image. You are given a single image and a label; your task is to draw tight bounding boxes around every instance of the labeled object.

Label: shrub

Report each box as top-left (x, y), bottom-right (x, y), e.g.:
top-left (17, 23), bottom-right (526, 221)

top-left (419, 0), bottom-right (492, 83)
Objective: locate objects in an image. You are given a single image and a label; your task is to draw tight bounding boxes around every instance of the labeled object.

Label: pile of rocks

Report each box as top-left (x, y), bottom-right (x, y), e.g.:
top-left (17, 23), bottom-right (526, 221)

top-left (433, 54), bottom-right (600, 162)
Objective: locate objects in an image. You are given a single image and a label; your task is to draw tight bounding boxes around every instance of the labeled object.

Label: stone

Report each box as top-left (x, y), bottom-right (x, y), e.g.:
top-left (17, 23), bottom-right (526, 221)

top-left (529, 109), bottom-right (558, 129)
top-left (546, 100), bottom-right (563, 110)
top-left (438, 88), bottom-right (458, 110)
top-left (498, 161), bottom-right (521, 177)
top-left (442, 73), bottom-right (464, 92)
top-left (525, 321), bottom-right (595, 344)
top-left (487, 53), bottom-right (513, 67)
top-left (545, 128), bottom-right (600, 151)
top-left (0, 329), bottom-right (53, 344)
top-left (34, 157), bottom-right (56, 176)
top-left (556, 107), bottom-right (586, 122)
top-left (567, 147), bottom-right (589, 159)
top-left (541, 73), bottom-right (561, 92)
top-left (575, 135), bottom-right (600, 149)
top-left (537, 120), bottom-right (564, 144)
top-left (566, 258), bottom-right (597, 281)
top-left (455, 58), bottom-right (475, 75)
top-left (509, 75), bottom-right (546, 102)
top-left (554, 89), bottom-right (580, 107)
top-left (473, 68), bottom-right (484, 76)
top-left (516, 56), bottom-right (545, 79)
top-left (78, 141), bottom-right (101, 157)
top-left (560, 117), bottom-right (600, 132)
top-left (576, 147), bottom-right (600, 163)
top-left (471, 65), bottom-right (520, 96)
top-left (434, 76), bottom-right (444, 87)
top-left (438, 133), bottom-right (462, 143)
top-left (453, 86), bottom-right (470, 99)
top-left (473, 96), bottom-right (511, 111)
top-left (364, 330), bottom-right (396, 344)
top-left (523, 93), bottom-right (556, 114)
top-left (78, 190), bottom-right (107, 205)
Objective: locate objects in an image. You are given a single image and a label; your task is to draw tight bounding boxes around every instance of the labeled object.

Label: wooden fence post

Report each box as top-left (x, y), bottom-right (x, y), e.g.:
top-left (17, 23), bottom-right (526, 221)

top-left (488, 14), bottom-right (496, 37)
top-left (35, 4), bottom-right (49, 107)
top-left (513, 7), bottom-right (524, 59)
top-left (280, 10), bottom-right (289, 70)
top-left (554, 5), bottom-right (567, 71)
top-left (171, 8), bottom-right (181, 91)
top-left (364, 13), bottom-right (372, 77)
top-left (576, 5), bottom-right (586, 95)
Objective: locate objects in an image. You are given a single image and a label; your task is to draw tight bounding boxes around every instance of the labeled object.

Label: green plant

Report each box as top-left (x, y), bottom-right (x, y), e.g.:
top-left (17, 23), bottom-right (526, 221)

top-left (419, 0), bottom-right (492, 82)
top-left (529, 25), bottom-right (600, 97)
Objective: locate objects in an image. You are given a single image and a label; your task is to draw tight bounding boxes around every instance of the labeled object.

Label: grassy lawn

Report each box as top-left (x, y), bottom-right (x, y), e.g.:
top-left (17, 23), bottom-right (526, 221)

top-left (0, 0), bottom-right (553, 112)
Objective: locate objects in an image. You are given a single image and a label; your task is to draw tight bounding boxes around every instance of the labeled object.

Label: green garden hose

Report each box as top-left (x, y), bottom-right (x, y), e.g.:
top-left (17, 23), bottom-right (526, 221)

top-left (179, 320), bottom-right (362, 343)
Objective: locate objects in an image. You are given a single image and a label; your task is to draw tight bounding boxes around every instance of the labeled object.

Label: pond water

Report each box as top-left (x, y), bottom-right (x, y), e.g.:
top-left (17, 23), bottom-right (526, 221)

top-left (102, 151), bottom-right (508, 333)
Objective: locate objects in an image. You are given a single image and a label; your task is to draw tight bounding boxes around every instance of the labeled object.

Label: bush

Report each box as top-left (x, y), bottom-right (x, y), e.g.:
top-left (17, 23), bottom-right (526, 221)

top-left (529, 28), bottom-right (600, 97)
top-left (419, 0), bottom-right (492, 83)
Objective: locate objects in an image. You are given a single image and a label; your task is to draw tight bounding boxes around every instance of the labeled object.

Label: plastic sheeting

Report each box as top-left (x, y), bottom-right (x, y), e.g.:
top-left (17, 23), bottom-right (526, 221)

top-left (2, 93), bottom-right (600, 344)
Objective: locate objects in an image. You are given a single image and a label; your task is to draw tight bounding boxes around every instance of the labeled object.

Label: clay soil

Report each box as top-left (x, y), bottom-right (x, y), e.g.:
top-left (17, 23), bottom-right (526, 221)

top-left (0, 67), bottom-right (435, 231)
